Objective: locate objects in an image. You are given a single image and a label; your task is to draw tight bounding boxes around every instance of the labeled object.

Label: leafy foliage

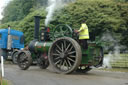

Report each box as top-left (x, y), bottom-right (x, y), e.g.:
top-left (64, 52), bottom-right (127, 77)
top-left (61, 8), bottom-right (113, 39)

top-left (1, 0), bottom-right (47, 23)
top-left (49, 0), bottom-right (128, 48)
top-left (16, 8), bottom-right (46, 45)
top-left (0, 0), bottom-right (128, 48)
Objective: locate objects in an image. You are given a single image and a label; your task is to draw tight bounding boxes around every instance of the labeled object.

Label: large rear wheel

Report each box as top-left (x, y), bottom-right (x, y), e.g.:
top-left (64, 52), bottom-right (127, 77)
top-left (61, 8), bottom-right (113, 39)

top-left (48, 37), bottom-right (82, 74)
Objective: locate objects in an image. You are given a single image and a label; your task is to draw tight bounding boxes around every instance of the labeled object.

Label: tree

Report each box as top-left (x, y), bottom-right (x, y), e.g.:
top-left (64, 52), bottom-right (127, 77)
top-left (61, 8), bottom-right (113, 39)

top-left (0, 0), bottom-right (128, 49)
top-left (1, 0), bottom-right (47, 23)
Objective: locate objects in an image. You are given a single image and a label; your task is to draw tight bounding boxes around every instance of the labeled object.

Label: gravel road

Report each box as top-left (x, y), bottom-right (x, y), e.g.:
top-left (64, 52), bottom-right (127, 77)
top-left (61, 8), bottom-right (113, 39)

top-left (3, 64), bottom-right (128, 85)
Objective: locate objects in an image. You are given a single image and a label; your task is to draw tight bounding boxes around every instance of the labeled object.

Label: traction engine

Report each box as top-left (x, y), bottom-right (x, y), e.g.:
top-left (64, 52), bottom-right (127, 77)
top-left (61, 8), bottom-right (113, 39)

top-left (17, 16), bottom-right (104, 74)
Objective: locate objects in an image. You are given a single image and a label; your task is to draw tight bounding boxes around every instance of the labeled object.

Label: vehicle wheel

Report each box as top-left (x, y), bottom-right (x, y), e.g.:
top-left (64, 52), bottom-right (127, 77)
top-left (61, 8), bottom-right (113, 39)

top-left (12, 50), bottom-right (19, 64)
top-left (37, 54), bottom-right (49, 69)
top-left (17, 51), bottom-right (32, 70)
top-left (48, 37), bottom-right (82, 74)
top-left (94, 47), bottom-right (104, 67)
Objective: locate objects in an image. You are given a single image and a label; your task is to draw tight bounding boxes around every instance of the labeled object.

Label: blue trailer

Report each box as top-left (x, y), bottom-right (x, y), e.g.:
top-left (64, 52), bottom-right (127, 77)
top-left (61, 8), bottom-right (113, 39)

top-left (0, 28), bottom-right (24, 63)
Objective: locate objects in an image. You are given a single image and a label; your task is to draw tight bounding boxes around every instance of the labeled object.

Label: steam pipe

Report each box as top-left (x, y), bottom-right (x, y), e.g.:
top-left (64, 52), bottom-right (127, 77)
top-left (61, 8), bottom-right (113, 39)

top-left (7, 25), bottom-right (12, 50)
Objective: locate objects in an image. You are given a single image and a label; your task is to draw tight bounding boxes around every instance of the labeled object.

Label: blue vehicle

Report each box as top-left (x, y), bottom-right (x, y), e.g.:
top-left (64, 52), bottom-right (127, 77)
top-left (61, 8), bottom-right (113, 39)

top-left (0, 27), bottom-right (24, 63)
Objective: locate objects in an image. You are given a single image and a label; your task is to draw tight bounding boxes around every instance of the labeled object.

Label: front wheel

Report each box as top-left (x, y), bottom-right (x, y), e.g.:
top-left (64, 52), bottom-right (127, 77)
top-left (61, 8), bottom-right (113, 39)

top-left (17, 51), bottom-right (32, 70)
top-left (37, 54), bottom-right (49, 69)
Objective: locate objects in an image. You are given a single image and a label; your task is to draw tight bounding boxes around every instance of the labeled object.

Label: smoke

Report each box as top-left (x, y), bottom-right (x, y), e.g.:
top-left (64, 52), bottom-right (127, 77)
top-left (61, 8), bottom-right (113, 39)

top-left (45, 0), bottom-right (75, 26)
top-left (101, 32), bottom-right (125, 68)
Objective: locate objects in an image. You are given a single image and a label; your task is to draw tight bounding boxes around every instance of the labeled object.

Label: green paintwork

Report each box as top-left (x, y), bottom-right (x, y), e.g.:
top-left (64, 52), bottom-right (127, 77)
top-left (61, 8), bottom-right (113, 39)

top-left (30, 42), bottom-right (52, 60)
top-left (81, 47), bottom-right (93, 65)
top-left (33, 41), bottom-right (102, 66)
top-left (80, 42), bottom-right (102, 66)
top-left (31, 53), bottom-right (37, 60)
top-left (35, 42), bottom-right (52, 53)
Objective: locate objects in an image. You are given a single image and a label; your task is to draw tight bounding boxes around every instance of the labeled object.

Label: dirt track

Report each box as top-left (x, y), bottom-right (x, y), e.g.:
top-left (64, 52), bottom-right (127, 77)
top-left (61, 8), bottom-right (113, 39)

top-left (3, 64), bottom-right (128, 85)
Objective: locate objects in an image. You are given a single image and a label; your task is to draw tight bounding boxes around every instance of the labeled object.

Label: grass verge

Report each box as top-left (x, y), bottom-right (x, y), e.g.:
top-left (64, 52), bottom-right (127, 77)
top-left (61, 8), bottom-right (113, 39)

top-left (0, 78), bottom-right (8, 85)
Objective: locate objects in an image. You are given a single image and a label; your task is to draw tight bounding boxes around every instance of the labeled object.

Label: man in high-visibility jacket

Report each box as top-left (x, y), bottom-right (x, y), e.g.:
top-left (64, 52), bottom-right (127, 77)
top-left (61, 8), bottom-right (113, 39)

top-left (75, 22), bottom-right (89, 49)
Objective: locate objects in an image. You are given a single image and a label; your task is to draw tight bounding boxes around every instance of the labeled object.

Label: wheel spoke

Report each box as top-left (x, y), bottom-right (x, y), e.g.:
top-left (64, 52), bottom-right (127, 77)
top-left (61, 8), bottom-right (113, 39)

top-left (62, 60), bottom-right (66, 70)
top-left (67, 57), bottom-right (75, 63)
top-left (63, 60), bottom-right (66, 66)
top-left (54, 57), bottom-right (60, 60)
top-left (69, 55), bottom-right (76, 58)
top-left (68, 51), bottom-right (76, 55)
top-left (52, 53), bottom-right (59, 56)
top-left (68, 45), bottom-right (73, 52)
top-left (61, 42), bottom-right (64, 52)
top-left (59, 60), bottom-right (63, 67)
top-left (65, 60), bottom-right (69, 68)
top-left (60, 26), bottom-right (64, 33)
top-left (56, 49), bottom-right (61, 54)
top-left (56, 44), bottom-right (62, 52)
top-left (67, 59), bottom-right (72, 67)
top-left (65, 43), bottom-right (71, 52)
top-left (55, 60), bottom-right (61, 65)
top-left (64, 29), bottom-right (69, 34)
top-left (64, 40), bottom-right (66, 50)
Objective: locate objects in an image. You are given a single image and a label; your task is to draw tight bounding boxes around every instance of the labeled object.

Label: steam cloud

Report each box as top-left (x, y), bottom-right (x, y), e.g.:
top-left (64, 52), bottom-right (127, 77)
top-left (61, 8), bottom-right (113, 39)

top-left (101, 32), bottom-right (125, 68)
top-left (45, 0), bottom-right (75, 26)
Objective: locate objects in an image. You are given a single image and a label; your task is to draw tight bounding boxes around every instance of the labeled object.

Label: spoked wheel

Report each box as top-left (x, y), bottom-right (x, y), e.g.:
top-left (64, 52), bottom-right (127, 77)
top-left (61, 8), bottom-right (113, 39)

top-left (17, 51), bottom-right (32, 70)
top-left (94, 47), bottom-right (104, 67)
top-left (48, 37), bottom-right (82, 74)
top-left (76, 66), bottom-right (92, 73)
top-left (52, 24), bottom-right (73, 40)
top-left (12, 50), bottom-right (19, 64)
top-left (37, 54), bottom-right (49, 69)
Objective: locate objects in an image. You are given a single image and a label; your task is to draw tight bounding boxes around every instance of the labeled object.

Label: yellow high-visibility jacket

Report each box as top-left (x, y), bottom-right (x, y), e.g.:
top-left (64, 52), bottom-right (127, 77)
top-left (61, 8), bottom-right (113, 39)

top-left (78, 23), bottom-right (89, 39)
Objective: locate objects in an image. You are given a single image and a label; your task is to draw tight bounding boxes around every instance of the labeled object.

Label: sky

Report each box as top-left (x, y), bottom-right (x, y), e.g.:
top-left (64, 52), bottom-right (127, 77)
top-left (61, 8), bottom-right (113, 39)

top-left (0, 0), bottom-right (11, 20)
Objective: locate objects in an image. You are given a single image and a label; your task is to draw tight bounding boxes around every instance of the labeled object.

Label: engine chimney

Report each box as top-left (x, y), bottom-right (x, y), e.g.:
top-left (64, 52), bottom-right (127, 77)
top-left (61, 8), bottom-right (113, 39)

top-left (34, 16), bottom-right (41, 40)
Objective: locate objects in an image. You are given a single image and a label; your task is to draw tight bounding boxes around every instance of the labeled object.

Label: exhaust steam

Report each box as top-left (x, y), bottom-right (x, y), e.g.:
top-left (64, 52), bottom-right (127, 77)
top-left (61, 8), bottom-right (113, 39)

top-left (101, 32), bottom-right (125, 68)
top-left (45, 0), bottom-right (75, 26)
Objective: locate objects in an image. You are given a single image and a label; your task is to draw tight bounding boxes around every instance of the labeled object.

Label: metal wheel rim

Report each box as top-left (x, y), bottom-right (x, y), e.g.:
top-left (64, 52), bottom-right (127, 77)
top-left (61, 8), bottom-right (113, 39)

top-left (49, 37), bottom-right (82, 74)
top-left (18, 52), bottom-right (29, 68)
top-left (12, 51), bottom-right (18, 64)
top-left (37, 56), bottom-right (49, 69)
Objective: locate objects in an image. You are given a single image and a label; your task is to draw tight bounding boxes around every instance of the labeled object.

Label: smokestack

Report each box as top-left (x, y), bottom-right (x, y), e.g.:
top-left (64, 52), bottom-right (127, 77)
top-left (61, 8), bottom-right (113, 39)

top-left (34, 16), bottom-right (41, 40)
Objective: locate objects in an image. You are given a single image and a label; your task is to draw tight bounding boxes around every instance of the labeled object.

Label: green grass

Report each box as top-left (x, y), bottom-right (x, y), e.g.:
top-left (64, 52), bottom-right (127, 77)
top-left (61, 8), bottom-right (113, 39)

top-left (0, 78), bottom-right (8, 85)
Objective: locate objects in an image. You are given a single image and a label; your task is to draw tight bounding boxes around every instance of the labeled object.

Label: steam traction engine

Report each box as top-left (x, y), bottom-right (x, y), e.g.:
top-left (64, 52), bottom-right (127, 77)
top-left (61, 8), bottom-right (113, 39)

top-left (17, 16), bottom-right (104, 74)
